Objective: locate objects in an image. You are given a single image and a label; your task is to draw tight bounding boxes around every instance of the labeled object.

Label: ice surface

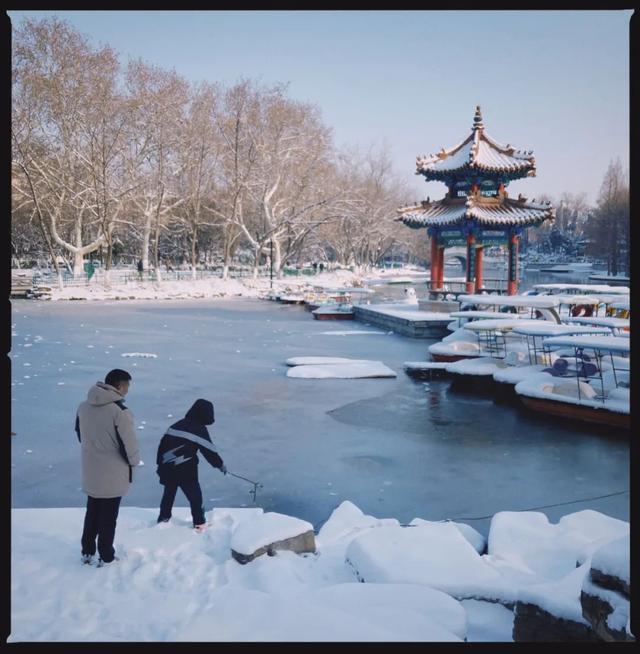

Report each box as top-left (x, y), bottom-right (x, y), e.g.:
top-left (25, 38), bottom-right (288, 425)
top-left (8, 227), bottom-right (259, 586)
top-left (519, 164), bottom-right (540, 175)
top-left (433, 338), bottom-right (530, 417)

top-left (11, 297), bottom-right (629, 539)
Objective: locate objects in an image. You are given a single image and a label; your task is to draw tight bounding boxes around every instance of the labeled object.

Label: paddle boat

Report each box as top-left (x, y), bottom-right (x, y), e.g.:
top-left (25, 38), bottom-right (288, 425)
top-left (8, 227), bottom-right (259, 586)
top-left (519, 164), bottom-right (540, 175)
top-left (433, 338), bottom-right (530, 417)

top-left (515, 335), bottom-right (630, 429)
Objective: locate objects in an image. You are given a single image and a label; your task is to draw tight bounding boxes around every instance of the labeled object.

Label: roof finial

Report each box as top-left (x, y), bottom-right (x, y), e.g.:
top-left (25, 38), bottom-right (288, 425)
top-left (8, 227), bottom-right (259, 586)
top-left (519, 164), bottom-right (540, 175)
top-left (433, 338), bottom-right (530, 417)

top-left (472, 105), bottom-right (484, 130)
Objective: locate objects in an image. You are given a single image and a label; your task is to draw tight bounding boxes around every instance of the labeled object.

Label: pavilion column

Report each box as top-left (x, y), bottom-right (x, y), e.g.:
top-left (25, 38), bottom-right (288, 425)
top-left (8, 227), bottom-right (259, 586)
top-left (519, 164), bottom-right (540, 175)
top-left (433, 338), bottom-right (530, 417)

top-left (465, 233), bottom-right (476, 294)
top-left (437, 246), bottom-right (445, 289)
top-left (430, 234), bottom-right (439, 291)
top-left (474, 245), bottom-right (484, 293)
top-left (507, 233), bottom-right (519, 295)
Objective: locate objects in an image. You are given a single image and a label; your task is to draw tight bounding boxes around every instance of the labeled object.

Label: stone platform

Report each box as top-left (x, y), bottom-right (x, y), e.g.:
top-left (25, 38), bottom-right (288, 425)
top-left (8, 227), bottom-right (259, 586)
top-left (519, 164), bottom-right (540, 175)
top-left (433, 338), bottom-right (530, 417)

top-left (353, 303), bottom-right (452, 338)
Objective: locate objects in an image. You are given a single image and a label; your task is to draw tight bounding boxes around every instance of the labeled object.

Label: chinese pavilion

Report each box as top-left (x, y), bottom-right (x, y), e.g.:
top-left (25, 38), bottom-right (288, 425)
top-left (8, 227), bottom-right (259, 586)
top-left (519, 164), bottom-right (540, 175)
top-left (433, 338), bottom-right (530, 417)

top-left (397, 106), bottom-right (555, 295)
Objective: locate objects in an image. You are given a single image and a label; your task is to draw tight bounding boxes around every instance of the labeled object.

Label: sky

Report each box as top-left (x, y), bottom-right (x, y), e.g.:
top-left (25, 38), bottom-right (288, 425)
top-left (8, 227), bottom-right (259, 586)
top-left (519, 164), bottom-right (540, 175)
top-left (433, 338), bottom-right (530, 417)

top-left (8, 9), bottom-right (632, 205)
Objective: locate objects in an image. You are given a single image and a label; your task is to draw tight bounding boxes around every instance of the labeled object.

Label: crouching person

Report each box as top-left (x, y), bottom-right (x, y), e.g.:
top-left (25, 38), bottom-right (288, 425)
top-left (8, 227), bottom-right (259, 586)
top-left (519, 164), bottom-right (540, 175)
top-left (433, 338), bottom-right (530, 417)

top-left (156, 399), bottom-right (226, 532)
top-left (76, 369), bottom-right (141, 567)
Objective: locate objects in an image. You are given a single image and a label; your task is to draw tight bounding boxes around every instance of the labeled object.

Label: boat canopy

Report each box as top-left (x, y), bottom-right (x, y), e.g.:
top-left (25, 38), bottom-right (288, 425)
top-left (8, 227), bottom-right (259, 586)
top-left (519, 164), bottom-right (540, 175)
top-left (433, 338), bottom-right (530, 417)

top-left (541, 335), bottom-right (630, 354)
top-left (458, 294), bottom-right (560, 308)
top-left (463, 318), bottom-right (551, 332)
top-left (512, 324), bottom-right (611, 336)
top-left (563, 316), bottom-right (630, 329)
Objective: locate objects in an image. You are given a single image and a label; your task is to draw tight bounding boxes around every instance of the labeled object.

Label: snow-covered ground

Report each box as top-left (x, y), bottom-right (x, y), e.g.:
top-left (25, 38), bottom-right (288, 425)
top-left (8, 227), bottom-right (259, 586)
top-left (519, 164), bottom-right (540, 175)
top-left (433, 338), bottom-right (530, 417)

top-left (9, 501), bottom-right (629, 642)
top-left (44, 269), bottom-right (366, 302)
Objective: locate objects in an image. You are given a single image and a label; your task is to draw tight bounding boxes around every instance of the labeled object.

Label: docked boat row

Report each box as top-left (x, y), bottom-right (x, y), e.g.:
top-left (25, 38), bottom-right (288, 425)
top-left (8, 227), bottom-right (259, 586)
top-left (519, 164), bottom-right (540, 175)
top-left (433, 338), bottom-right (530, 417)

top-left (406, 290), bottom-right (630, 429)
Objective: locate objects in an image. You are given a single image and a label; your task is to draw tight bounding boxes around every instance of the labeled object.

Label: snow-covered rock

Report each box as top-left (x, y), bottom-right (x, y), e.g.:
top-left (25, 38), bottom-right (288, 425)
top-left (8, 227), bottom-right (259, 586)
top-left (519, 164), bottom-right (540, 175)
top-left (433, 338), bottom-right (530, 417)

top-left (345, 522), bottom-right (513, 603)
top-left (230, 511), bottom-right (316, 564)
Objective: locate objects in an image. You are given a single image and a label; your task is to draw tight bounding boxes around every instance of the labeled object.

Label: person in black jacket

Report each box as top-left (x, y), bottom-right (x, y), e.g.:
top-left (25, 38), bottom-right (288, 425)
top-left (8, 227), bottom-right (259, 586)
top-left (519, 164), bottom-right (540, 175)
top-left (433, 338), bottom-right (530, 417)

top-left (156, 399), bottom-right (226, 531)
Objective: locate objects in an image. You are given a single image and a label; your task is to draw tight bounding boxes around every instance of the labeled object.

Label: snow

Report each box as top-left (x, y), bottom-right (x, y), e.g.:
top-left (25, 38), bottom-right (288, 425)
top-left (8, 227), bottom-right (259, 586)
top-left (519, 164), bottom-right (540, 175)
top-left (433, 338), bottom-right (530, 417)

top-left (345, 522), bottom-right (514, 603)
top-left (285, 356), bottom-right (372, 366)
top-left (487, 510), bottom-right (629, 622)
top-left (515, 377), bottom-right (630, 414)
top-left (446, 357), bottom-right (507, 376)
top-left (589, 536), bottom-right (629, 584)
top-left (512, 323), bottom-right (611, 336)
top-left (230, 511), bottom-right (314, 555)
top-left (121, 352), bottom-right (159, 358)
top-left (458, 294), bottom-right (560, 309)
top-left (317, 330), bottom-right (386, 335)
top-left (581, 575), bottom-right (630, 634)
top-left (358, 303), bottom-right (453, 322)
top-left (492, 366), bottom-right (548, 385)
top-left (461, 599), bottom-right (514, 641)
top-left (7, 498), bottom-right (634, 642)
top-left (463, 318), bottom-right (552, 332)
top-left (286, 361), bottom-right (397, 379)
top-left (541, 335), bottom-right (630, 354)
top-left (562, 316), bottom-right (630, 330)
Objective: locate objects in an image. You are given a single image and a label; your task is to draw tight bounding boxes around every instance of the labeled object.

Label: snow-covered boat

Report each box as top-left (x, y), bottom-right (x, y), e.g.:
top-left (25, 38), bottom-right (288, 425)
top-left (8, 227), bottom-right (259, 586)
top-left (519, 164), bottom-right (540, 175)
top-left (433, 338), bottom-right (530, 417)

top-left (312, 304), bottom-right (355, 320)
top-left (279, 295), bottom-right (307, 305)
top-left (515, 335), bottom-right (630, 429)
top-left (428, 295), bottom-right (563, 362)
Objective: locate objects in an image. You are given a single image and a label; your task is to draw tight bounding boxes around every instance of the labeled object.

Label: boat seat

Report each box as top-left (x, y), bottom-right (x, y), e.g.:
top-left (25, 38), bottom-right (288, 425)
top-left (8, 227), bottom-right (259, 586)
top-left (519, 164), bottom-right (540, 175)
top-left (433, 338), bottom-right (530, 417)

top-left (542, 358), bottom-right (569, 376)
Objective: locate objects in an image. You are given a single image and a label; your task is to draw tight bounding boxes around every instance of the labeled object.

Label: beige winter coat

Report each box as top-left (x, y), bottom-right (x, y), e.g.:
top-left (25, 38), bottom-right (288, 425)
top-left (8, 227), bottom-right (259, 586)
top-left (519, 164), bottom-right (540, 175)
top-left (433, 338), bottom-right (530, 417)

top-left (76, 382), bottom-right (141, 498)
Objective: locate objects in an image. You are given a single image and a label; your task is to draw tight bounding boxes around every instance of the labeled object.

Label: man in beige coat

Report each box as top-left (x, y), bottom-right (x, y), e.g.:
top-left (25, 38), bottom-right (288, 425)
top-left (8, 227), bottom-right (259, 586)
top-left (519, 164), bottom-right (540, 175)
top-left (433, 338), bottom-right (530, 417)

top-left (75, 369), bottom-right (141, 566)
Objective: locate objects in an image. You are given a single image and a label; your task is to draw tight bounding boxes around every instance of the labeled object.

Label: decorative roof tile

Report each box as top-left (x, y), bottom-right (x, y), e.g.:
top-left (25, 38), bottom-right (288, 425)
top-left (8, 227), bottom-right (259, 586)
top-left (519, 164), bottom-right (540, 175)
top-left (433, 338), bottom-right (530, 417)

top-left (397, 194), bottom-right (554, 229)
top-left (416, 106), bottom-right (536, 179)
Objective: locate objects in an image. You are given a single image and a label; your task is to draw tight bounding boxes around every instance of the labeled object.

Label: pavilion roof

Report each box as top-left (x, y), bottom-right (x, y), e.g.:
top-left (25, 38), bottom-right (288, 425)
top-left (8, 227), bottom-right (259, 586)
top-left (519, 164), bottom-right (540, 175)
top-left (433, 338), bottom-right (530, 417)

top-left (415, 107), bottom-right (536, 180)
top-left (397, 193), bottom-right (554, 229)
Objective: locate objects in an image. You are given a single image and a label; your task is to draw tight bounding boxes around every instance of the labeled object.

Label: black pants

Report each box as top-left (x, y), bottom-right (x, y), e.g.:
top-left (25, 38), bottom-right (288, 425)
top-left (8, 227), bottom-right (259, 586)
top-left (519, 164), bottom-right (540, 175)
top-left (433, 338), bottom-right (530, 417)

top-left (81, 496), bottom-right (121, 562)
top-left (158, 478), bottom-right (205, 526)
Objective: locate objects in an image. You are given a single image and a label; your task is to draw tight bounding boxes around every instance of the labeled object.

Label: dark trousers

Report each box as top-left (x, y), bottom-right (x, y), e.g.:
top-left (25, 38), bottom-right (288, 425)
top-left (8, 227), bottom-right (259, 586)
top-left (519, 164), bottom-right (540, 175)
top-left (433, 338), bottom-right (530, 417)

top-left (158, 478), bottom-right (205, 526)
top-left (81, 496), bottom-right (121, 562)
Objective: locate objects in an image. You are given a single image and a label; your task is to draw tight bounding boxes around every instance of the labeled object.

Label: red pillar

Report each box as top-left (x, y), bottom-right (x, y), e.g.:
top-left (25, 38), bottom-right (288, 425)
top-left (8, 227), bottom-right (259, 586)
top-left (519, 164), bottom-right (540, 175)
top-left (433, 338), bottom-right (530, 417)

top-left (430, 235), bottom-right (439, 292)
top-left (474, 245), bottom-right (484, 293)
top-left (465, 233), bottom-right (476, 294)
top-left (507, 233), bottom-right (519, 295)
top-left (437, 246), bottom-right (445, 289)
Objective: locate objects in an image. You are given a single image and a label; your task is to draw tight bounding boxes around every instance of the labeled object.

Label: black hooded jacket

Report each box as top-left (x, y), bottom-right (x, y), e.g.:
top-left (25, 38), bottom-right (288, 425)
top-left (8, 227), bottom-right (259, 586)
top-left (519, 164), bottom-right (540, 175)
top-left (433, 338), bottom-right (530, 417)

top-left (156, 399), bottom-right (224, 484)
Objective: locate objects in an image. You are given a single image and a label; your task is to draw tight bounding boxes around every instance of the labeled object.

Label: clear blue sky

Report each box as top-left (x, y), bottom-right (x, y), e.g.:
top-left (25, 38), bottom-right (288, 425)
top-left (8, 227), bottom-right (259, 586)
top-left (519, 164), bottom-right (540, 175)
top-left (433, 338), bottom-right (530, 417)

top-left (9, 9), bottom-right (631, 205)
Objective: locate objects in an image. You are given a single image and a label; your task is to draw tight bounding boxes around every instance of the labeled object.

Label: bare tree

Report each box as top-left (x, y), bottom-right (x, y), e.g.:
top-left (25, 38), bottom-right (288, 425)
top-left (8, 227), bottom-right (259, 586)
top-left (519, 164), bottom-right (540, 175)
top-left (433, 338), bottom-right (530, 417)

top-left (11, 17), bottom-right (125, 278)
top-left (124, 60), bottom-right (188, 281)
top-left (586, 159), bottom-right (629, 275)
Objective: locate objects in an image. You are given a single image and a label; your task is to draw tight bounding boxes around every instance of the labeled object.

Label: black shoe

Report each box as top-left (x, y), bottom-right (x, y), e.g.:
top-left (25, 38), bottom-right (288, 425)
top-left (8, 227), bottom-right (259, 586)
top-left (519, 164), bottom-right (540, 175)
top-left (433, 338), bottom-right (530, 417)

top-left (97, 556), bottom-right (120, 568)
top-left (157, 517), bottom-right (170, 523)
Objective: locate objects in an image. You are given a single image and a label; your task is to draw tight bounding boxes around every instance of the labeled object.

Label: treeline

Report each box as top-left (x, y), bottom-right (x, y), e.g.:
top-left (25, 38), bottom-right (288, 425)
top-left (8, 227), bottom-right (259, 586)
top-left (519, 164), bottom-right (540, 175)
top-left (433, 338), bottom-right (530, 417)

top-left (11, 17), bottom-right (418, 283)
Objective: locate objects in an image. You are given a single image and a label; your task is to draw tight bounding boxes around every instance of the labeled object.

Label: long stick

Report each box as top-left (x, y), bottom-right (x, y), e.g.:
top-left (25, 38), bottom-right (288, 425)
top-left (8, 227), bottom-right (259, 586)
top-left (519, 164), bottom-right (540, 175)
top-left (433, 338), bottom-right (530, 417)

top-left (227, 471), bottom-right (263, 503)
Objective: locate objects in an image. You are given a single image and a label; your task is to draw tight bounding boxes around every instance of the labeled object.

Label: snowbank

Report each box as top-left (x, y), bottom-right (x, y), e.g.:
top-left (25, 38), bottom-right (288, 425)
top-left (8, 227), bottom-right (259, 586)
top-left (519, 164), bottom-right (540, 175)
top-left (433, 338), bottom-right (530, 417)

top-left (46, 270), bottom-right (366, 302)
top-left (10, 502), bottom-right (630, 642)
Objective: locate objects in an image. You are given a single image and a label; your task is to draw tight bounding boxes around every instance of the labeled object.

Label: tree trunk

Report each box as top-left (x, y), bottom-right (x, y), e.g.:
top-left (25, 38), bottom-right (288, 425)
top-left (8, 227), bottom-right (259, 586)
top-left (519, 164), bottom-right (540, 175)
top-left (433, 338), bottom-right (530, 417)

top-left (190, 227), bottom-right (198, 280)
top-left (142, 211), bottom-right (152, 271)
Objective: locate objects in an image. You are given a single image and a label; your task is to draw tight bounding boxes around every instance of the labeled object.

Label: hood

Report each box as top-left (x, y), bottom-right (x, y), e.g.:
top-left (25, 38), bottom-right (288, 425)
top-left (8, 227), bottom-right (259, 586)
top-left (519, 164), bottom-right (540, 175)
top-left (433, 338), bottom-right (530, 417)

top-left (87, 382), bottom-right (123, 406)
top-left (185, 399), bottom-right (214, 425)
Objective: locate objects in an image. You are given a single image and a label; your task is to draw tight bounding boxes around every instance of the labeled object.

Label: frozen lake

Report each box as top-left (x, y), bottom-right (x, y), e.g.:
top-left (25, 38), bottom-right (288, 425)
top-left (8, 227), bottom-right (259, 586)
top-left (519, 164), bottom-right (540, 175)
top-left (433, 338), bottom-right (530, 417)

top-left (11, 297), bottom-right (629, 536)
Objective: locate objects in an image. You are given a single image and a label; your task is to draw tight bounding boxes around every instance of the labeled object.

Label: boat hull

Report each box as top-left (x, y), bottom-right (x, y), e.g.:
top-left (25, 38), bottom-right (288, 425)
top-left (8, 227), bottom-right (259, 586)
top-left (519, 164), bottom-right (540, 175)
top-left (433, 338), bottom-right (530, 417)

top-left (519, 395), bottom-right (629, 429)
top-left (312, 312), bottom-right (355, 320)
top-left (430, 353), bottom-right (481, 363)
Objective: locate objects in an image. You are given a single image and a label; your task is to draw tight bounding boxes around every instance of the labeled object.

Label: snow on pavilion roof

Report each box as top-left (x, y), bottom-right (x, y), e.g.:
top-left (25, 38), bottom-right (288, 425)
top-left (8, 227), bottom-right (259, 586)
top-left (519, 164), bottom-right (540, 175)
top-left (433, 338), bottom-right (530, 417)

top-left (397, 193), bottom-right (554, 229)
top-left (415, 107), bottom-right (536, 180)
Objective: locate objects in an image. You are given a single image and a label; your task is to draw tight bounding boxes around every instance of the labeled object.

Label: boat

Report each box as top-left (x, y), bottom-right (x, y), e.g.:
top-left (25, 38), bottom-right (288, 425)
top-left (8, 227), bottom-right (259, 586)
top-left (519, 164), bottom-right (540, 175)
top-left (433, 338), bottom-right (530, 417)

top-left (515, 335), bottom-right (630, 429)
top-left (427, 294), bottom-right (565, 362)
top-left (312, 304), bottom-right (355, 320)
top-left (278, 295), bottom-right (307, 305)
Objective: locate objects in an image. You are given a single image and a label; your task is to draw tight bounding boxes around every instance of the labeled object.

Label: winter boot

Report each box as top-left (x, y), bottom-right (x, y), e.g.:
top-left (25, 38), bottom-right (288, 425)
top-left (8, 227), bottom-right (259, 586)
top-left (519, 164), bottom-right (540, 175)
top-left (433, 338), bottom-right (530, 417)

top-left (97, 555), bottom-right (120, 568)
top-left (194, 523), bottom-right (208, 533)
top-left (81, 554), bottom-right (94, 565)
